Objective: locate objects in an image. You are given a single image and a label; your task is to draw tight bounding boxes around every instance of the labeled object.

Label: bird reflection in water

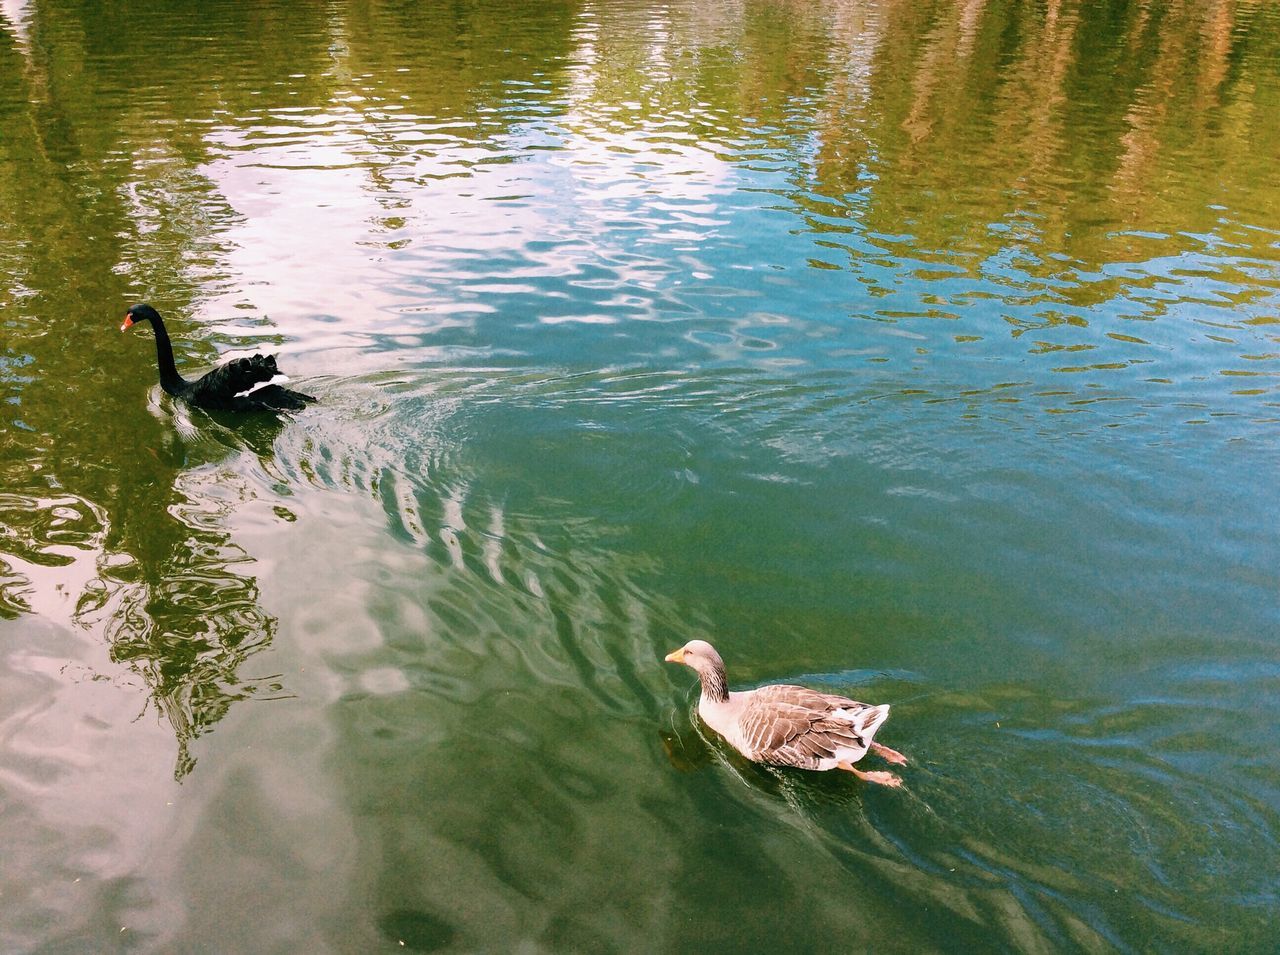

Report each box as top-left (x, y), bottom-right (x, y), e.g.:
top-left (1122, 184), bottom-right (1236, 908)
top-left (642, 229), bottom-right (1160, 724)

top-left (659, 719), bottom-right (714, 774)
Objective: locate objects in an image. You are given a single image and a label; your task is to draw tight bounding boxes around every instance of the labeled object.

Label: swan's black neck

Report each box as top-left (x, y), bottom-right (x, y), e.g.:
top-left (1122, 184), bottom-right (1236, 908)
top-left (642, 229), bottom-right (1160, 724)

top-left (147, 314), bottom-right (187, 394)
top-left (699, 664), bottom-right (729, 704)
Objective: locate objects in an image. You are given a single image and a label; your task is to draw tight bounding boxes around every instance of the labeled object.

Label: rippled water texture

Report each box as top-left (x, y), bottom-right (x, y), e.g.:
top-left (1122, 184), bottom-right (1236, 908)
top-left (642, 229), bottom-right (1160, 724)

top-left (2, 0), bottom-right (1279, 950)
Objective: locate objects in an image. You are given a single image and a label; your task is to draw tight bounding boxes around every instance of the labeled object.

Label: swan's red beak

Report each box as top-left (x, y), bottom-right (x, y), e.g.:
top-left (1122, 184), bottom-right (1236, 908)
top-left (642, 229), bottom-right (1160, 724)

top-left (121, 315), bottom-right (133, 332)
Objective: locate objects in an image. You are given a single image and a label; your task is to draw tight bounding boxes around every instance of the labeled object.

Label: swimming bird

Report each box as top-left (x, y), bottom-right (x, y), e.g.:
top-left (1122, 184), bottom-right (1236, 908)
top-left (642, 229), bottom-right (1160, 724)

top-left (664, 639), bottom-right (906, 786)
top-left (121, 303), bottom-right (315, 412)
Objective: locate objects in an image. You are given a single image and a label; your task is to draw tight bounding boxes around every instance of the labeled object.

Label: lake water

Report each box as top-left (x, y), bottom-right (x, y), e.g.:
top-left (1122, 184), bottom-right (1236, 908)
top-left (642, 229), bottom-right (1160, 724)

top-left (2, 0), bottom-right (1278, 950)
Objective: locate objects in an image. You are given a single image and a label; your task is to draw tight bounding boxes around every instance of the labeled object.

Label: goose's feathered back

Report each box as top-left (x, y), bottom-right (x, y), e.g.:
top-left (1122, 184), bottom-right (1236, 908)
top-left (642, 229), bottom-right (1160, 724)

top-left (736, 685), bottom-right (889, 768)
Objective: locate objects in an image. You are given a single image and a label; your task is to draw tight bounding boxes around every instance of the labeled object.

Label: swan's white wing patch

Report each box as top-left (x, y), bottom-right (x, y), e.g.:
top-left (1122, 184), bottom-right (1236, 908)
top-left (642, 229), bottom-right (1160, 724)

top-left (234, 373), bottom-right (289, 397)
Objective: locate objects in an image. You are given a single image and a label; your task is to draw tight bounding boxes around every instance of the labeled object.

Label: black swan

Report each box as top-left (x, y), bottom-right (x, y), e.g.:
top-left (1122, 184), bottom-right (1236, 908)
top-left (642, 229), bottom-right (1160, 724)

top-left (121, 303), bottom-right (315, 412)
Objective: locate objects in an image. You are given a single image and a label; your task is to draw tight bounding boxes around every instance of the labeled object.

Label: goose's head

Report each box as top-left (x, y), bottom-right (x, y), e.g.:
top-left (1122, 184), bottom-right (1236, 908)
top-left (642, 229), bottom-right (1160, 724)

top-left (121, 303), bottom-right (161, 332)
top-left (664, 639), bottom-right (725, 676)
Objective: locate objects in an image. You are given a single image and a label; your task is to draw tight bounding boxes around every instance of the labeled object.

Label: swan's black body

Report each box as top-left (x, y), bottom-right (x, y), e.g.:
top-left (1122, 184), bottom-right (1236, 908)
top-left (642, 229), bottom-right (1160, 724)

top-left (122, 303), bottom-right (315, 412)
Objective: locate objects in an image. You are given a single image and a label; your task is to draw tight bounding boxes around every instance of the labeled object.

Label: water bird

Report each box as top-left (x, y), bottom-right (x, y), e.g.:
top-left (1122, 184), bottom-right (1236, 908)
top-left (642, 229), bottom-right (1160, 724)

top-left (664, 640), bottom-right (906, 786)
top-left (121, 303), bottom-right (315, 412)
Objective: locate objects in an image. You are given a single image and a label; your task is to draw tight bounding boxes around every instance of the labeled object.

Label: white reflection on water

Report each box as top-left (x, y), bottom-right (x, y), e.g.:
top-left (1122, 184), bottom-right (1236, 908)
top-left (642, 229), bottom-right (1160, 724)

top-left (0, 0), bottom-right (30, 48)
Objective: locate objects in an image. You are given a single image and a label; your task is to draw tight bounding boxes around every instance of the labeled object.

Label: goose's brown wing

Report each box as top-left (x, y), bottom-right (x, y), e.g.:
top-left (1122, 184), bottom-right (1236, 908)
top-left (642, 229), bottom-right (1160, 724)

top-left (738, 684), bottom-right (887, 768)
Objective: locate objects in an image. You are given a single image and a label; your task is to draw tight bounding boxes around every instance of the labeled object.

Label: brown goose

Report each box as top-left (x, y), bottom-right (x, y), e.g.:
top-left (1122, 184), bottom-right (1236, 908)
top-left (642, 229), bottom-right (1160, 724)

top-left (664, 640), bottom-right (906, 786)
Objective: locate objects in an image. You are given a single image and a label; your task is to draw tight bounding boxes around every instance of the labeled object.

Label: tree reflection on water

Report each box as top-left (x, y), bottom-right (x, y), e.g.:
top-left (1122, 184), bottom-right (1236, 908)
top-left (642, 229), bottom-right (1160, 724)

top-left (0, 409), bottom-right (293, 779)
top-left (88, 416), bottom-right (293, 779)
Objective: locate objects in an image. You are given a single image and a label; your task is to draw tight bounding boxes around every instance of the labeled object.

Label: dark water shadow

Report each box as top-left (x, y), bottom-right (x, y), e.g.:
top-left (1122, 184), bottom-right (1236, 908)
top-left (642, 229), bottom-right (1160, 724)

top-left (378, 908), bottom-right (457, 953)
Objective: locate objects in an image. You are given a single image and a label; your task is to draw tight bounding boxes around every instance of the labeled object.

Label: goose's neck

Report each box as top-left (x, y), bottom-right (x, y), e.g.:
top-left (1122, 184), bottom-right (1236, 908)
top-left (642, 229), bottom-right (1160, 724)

top-left (149, 315), bottom-right (186, 393)
top-left (698, 664), bottom-right (729, 704)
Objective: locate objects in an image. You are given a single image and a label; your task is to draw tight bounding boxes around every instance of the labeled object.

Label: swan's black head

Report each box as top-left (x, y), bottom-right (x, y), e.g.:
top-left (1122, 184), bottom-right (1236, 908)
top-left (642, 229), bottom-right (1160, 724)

top-left (121, 303), bottom-right (160, 332)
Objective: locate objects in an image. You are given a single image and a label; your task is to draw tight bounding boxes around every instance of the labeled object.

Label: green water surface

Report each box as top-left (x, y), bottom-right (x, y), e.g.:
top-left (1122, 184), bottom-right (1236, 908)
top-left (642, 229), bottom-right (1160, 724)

top-left (2, 1), bottom-right (1278, 951)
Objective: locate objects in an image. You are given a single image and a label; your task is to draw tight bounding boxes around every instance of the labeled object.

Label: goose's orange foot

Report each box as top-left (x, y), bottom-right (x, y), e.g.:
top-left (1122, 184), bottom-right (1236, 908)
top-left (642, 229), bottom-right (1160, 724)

top-left (838, 762), bottom-right (903, 787)
top-left (871, 742), bottom-right (908, 766)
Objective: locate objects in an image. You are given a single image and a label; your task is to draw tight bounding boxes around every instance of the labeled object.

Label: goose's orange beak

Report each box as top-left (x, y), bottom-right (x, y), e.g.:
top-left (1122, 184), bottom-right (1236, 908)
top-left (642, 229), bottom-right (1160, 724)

top-left (121, 315), bottom-right (134, 332)
top-left (664, 648), bottom-right (685, 664)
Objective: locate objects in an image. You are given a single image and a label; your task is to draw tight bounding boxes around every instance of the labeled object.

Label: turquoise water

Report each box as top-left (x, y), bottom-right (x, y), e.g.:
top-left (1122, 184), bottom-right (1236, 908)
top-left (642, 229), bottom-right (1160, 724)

top-left (2, 0), bottom-right (1279, 950)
